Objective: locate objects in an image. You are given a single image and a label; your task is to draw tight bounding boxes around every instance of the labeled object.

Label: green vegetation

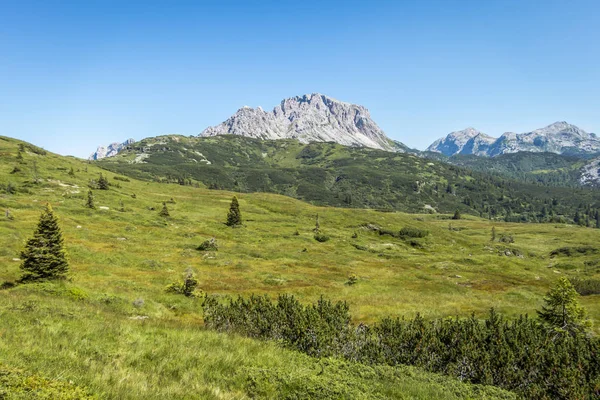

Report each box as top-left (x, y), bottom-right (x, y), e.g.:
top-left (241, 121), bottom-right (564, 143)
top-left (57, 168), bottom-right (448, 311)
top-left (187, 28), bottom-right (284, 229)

top-left (443, 152), bottom-right (588, 187)
top-left (204, 288), bottom-right (598, 399)
top-left (165, 268), bottom-right (202, 298)
top-left (97, 135), bottom-right (600, 224)
top-left (2, 135), bottom-right (600, 398)
top-left (0, 362), bottom-right (95, 399)
top-left (158, 201), bottom-right (170, 217)
top-left (537, 277), bottom-right (591, 336)
top-left (86, 189), bottom-right (95, 209)
top-left (226, 195), bottom-right (242, 227)
top-left (18, 203), bottom-right (69, 283)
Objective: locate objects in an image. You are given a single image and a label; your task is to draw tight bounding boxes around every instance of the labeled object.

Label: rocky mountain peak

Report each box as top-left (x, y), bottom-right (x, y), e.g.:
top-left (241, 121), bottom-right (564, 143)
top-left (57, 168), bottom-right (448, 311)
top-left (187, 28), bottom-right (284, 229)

top-left (201, 93), bottom-right (399, 151)
top-left (427, 127), bottom-right (495, 156)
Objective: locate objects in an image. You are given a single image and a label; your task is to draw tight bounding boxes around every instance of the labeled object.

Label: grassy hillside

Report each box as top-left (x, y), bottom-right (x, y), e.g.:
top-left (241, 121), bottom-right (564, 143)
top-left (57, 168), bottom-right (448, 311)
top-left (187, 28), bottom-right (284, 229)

top-left (1, 134), bottom-right (599, 397)
top-left (97, 135), bottom-right (600, 223)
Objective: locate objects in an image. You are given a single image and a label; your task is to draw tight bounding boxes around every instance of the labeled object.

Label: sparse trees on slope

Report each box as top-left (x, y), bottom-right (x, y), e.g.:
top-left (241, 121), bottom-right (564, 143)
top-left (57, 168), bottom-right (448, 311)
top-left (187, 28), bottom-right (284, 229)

top-left (226, 196), bottom-right (242, 227)
top-left (19, 204), bottom-right (69, 282)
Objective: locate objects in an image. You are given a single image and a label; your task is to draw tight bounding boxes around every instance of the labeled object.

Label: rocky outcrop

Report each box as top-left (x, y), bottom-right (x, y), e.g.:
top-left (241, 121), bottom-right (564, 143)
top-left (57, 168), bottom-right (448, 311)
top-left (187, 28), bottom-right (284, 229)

top-left (89, 138), bottom-right (135, 160)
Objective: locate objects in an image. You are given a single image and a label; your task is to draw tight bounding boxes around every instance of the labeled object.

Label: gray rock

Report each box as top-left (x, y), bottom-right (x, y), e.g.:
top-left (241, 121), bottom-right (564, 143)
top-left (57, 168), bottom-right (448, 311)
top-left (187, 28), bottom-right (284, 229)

top-left (201, 93), bottom-right (401, 151)
top-left (427, 121), bottom-right (600, 157)
top-left (89, 138), bottom-right (136, 160)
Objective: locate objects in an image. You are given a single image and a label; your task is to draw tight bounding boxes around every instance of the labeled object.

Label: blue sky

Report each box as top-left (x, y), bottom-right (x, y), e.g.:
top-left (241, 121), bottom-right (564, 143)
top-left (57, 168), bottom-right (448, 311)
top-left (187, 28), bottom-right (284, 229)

top-left (1, 0), bottom-right (599, 157)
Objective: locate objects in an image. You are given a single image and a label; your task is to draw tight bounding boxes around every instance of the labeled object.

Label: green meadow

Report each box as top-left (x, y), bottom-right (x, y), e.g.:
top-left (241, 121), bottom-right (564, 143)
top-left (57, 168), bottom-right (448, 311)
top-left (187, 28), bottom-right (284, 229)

top-left (0, 135), bottom-right (598, 398)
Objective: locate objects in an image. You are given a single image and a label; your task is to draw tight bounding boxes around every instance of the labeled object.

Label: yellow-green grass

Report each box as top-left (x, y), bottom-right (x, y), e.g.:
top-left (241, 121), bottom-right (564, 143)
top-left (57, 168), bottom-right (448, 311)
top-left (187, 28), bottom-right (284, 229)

top-left (1, 135), bottom-right (599, 323)
top-left (0, 283), bottom-right (515, 399)
top-left (0, 135), bottom-right (597, 397)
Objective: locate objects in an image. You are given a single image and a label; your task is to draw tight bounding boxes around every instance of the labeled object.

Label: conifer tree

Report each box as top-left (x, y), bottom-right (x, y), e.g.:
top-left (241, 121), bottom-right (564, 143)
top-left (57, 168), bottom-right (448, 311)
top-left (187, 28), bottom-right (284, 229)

top-left (68, 167), bottom-right (75, 176)
top-left (86, 190), bottom-right (95, 209)
top-left (19, 204), bottom-right (69, 282)
top-left (98, 173), bottom-right (109, 190)
top-left (159, 202), bottom-right (170, 217)
top-left (537, 277), bottom-right (591, 337)
top-left (491, 226), bottom-right (496, 241)
top-left (452, 210), bottom-right (461, 220)
top-left (226, 196), bottom-right (242, 227)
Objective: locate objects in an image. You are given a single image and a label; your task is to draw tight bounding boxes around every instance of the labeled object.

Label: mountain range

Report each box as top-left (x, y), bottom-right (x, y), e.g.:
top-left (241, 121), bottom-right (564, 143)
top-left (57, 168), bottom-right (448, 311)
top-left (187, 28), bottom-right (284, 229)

top-left (427, 122), bottom-right (600, 157)
top-left (86, 94), bottom-right (600, 186)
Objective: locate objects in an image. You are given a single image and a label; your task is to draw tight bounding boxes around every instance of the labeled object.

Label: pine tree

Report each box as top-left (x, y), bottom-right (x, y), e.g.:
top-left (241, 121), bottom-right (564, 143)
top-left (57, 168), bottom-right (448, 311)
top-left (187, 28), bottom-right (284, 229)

top-left (226, 196), bottom-right (242, 227)
top-left (159, 202), bottom-right (170, 217)
top-left (98, 173), bottom-right (109, 190)
top-left (452, 210), bottom-right (461, 220)
top-left (86, 190), bottom-right (95, 209)
top-left (19, 204), bottom-right (69, 282)
top-left (537, 277), bottom-right (591, 337)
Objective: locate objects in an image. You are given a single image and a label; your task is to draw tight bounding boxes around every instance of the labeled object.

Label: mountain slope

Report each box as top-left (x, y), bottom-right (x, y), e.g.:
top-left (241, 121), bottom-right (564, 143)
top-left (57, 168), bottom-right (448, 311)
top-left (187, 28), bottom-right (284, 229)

top-left (428, 122), bottom-right (600, 157)
top-left (201, 93), bottom-right (404, 151)
top-left (96, 134), bottom-right (600, 223)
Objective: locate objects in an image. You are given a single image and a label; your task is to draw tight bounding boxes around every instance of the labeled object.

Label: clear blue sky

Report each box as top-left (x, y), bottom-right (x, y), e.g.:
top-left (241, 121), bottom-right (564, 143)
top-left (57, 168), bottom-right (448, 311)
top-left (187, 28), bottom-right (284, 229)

top-left (1, 0), bottom-right (599, 157)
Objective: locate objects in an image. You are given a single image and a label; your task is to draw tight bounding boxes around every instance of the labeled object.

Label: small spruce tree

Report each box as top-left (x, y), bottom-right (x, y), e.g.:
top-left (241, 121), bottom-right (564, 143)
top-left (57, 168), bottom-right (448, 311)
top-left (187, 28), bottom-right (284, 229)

top-left (19, 204), bottom-right (69, 282)
top-left (86, 190), bottom-right (95, 209)
top-left (452, 210), bottom-right (461, 220)
top-left (98, 174), bottom-right (109, 190)
top-left (537, 277), bottom-right (591, 337)
top-left (226, 196), bottom-right (242, 227)
top-left (491, 226), bottom-right (496, 241)
top-left (159, 202), bottom-right (170, 217)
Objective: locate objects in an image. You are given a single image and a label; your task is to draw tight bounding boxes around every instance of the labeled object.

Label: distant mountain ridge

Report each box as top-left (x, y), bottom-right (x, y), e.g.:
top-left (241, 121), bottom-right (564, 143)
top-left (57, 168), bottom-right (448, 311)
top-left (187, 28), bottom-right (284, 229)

top-left (89, 138), bottom-right (135, 160)
top-left (201, 93), bottom-right (405, 152)
top-left (427, 122), bottom-right (600, 157)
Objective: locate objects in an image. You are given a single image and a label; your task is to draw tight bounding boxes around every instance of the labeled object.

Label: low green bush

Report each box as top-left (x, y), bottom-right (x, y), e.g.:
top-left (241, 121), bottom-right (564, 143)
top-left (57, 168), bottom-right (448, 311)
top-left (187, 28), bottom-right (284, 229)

top-left (398, 227), bottom-right (429, 238)
top-left (314, 234), bottom-right (330, 243)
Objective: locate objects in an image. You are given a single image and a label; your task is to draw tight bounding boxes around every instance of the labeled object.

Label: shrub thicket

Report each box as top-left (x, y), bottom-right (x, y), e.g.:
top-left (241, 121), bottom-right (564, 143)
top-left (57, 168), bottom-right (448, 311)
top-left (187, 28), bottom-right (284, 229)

top-left (203, 290), bottom-right (599, 399)
top-left (398, 227), bottom-right (429, 238)
top-left (570, 278), bottom-right (600, 296)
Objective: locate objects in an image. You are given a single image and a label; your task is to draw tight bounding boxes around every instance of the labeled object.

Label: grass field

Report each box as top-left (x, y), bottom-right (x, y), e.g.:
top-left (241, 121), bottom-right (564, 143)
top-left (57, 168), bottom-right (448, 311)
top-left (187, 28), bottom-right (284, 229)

top-left (0, 135), bottom-right (598, 398)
